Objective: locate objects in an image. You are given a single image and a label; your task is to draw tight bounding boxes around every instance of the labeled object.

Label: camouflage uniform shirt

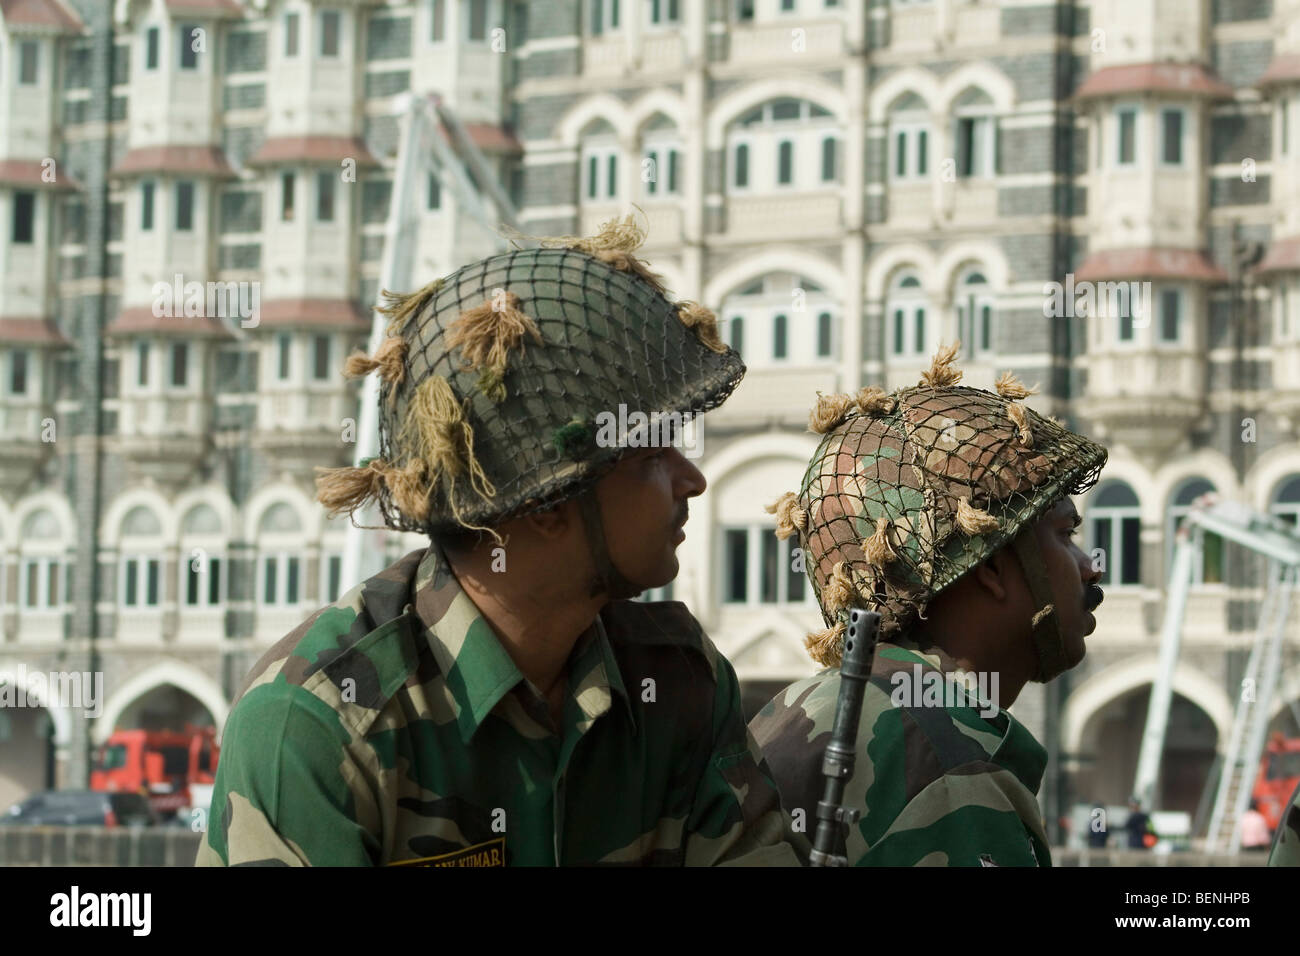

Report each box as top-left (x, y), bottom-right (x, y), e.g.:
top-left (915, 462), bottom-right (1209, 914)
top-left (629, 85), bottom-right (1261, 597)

top-left (750, 641), bottom-right (1051, 867)
top-left (196, 545), bottom-right (799, 866)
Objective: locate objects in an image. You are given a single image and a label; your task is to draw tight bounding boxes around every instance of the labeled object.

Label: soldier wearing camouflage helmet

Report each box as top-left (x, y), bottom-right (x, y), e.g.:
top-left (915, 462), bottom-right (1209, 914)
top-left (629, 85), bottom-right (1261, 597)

top-left (748, 343), bottom-right (1108, 866)
top-left (196, 217), bottom-right (801, 866)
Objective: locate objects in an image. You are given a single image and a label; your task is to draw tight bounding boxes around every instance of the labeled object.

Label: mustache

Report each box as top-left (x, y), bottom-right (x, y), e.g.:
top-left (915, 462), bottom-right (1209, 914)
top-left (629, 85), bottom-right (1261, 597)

top-left (1086, 584), bottom-right (1104, 611)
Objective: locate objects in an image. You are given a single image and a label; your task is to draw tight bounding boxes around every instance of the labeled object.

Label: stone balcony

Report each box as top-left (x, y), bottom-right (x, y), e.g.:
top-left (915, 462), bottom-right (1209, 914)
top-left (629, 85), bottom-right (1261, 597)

top-left (113, 395), bottom-right (212, 488)
top-left (1080, 349), bottom-right (1205, 457)
top-left (252, 389), bottom-right (355, 473)
top-left (0, 399), bottom-right (52, 497)
top-left (728, 20), bottom-right (844, 64)
top-left (724, 192), bottom-right (841, 239)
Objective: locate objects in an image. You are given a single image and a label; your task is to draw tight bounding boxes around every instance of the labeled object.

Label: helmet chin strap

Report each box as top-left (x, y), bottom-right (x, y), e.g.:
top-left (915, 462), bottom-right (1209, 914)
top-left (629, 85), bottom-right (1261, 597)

top-left (1008, 528), bottom-right (1069, 683)
top-left (576, 487), bottom-right (644, 600)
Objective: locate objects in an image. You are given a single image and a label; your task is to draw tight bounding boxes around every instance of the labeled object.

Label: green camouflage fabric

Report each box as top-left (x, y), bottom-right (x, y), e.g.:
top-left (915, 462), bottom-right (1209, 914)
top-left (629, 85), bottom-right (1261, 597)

top-left (1268, 779), bottom-right (1300, 866)
top-left (750, 640), bottom-right (1050, 867)
top-left (196, 544), bottom-right (801, 867)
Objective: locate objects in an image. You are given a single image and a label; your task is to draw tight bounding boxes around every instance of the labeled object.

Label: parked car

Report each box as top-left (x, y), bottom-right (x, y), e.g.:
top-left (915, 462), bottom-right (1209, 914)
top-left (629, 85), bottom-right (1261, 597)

top-left (0, 790), bottom-right (158, 827)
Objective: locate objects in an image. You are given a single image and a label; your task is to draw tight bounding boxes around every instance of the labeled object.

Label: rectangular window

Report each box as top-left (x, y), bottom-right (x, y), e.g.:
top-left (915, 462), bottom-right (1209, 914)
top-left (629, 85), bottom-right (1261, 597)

top-left (724, 529), bottom-right (748, 603)
top-left (777, 140), bottom-right (794, 185)
top-left (895, 131), bottom-right (907, 178)
top-left (821, 137), bottom-right (837, 182)
top-left (729, 316), bottom-right (744, 355)
top-left (285, 12), bottom-right (300, 55)
top-left (431, 0), bottom-right (445, 42)
top-left (1161, 109), bottom-right (1183, 165)
top-left (646, 150), bottom-right (659, 195)
top-left (137, 342), bottom-right (150, 387)
top-left (327, 555), bottom-right (342, 603)
top-left (286, 557), bottom-right (300, 604)
top-left (277, 334), bottom-right (291, 380)
top-left (606, 154), bottom-right (617, 198)
top-left (26, 561), bottom-right (39, 608)
top-left (980, 304), bottom-right (991, 352)
top-left (1119, 310), bottom-right (1134, 342)
top-left (141, 180), bottom-right (155, 231)
top-left (264, 557), bottom-right (277, 603)
top-left (320, 10), bottom-right (341, 57)
top-left (317, 171), bottom-right (335, 222)
top-left (734, 143), bottom-right (749, 188)
top-left (208, 557), bottom-right (222, 605)
top-left (893, 308), bottom-right (904, 354)
top-left (914, 307), bottom-right (926, 354)
top-left (1159, 289), bottom-right (1180, 342)
top-left (1283, 98), bottom-right (1290, 156)
top-left (179, 25), bottom-right (198, 70)
top-left (312, 335), bottom-right (330, 381)
top-left (785, 540), bottom-right (806, 602)
top-left (427, 171), bottom-right (442, 209)
top-left (760, 531), bottom-right (779, 603)
top-left (817, 311), bottom-right (832, 357)
top-left (124, 559), bottom-right (139, 606)
top-left (917, 130), bottom-right (928, 176)
top-left (587, 155), bottom-right (598, 199)
top-left (146, 559), bottom-right (160, 606)
top-left (956, 116), bottom-right (990, 177)
top-left (772, 313), bottom-right (788, 359)
top-left (146, 27), bottom-right (159, 70)
top-left (170, 342), bottom-right (188, 387)
top-left (281, 171), bottom-right (295, 221)
top-left (1092, 517), bottom-right (1112, 585)
top-left (468, 0), bottom-right (488, 40)
top-left (667, 149), bottom-right (679, 193)
top-left (1116, 108), bottom-right (1136, 165)
top-left (12, 191), bottom-right (35, 244)
top-left (176, 181), bottom-right (194, 231)
top-left (19, 41), bottom-right (37, 84)
top-left (737, 0), bottom-right (755, 20)
top-left (186, 561), bottom-right (200, 605)
top-left (1120, 516), bottom-right (1141, 585)
top-left (11, 350), bottom-right (29, 395)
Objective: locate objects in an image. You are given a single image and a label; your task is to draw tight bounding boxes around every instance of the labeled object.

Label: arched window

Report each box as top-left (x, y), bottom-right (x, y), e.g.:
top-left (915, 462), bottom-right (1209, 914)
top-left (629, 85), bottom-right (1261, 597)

top-left (888, 92), bottom-right (929, 182)
top-left (1167, 479), bottom-right (1223, 586)
top-left (952, 86), bottom-right (997, 179)
top-left (1087, 482), bottom-right (1141, 587)
top-left (886, 271), bottom-right (928, 356)
top-left (180, 504), bottom-right (224, 610)
top-left (640, 113), bottom-right (682, 200)
top-left (258, 503), bottom-right (305, 609)
top-left (120, 505), bottom-right (164, 611)
top-left (580, 119), bottom-right (618, 201)
top-left (1269, 475), bottom-right (1300, 528)
top-left (727, 98), bottom-right (836, 192)
top-left (954, 268), bottom-right (994, 357)
top-left (721, 272), bottom-right (834, 367)
top-left (19, 509), bottom-right (65, 612)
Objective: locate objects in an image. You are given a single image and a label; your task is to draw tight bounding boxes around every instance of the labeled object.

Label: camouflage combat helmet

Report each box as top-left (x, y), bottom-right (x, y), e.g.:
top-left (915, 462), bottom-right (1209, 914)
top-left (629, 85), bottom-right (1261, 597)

top-left (317, 214), bottom-right (744, 598)
top-left (767, 343), bottom-right (1107, 682)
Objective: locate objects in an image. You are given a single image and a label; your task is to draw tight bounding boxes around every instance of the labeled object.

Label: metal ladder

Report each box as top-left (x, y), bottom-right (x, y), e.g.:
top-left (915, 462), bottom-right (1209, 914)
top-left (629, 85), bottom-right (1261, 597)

top-left (1204, 560), bottom-right (1294, 853)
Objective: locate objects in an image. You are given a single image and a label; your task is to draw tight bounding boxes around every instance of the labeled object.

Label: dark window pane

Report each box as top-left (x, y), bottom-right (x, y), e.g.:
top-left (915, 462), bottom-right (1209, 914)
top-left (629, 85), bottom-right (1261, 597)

top-left (1118, 110), bottom-right (1135, 164)
top-left (328, 555), bottom-right (341, 602)
top-left (777, 140), bottom-right (793, 183)
top-left (587, 155), bottom-right (597, 198)
top-left (176, 181), bottom-right (194, 231)
top-left (26, 562), bottom-right (39, 607)
top-left (468, 0), bottom-right (488, 40)
top-left (19, 41), bottom-right (38, 83)
top-left (316, 171), bottom-right (334, 221)
top-left (287, 557), bottom-right (300, 603)
top-left (1162, 109), bottom-right (1182, 164)
top-left (142, 181), bottom-right (154, 230)
top-left (187, 562), bottom-right (199, 605)
top-left (146, 559), bottom-right (160, 605)
top-left (821, 136), bottom-right (836, 181)
top-left (735, 143), bottom-right (748, 187)
top-left (48, 563), bottom-right (59, 606)
top-left (1121, 516), bottom-right (1141, 585)
top-left (430, 1), bottom-right (444, 42)
top-left (1120, 311), bottom-right (1134, 341)
top-left (12, 191), bottom-right (35, 243)
top-left (1203, 532), bottom-right (1224, 584)
top-left (209, 558), bottom-right (221, 605)
top-left (281, 172), bottom-right (295, 220)
top-left (125, 560), bottom-right (138, 606)
top-left (606, 154), bottom-right (616, 197)
top-left (179, 25), bottom-right (198, 69)
top-left (312, 335), bottom-right (330, 380)
top-left (1161, 290), bottom-right (1180, 341)
top-left (1092, 517), bottom-right (1112, 585)
top-left (917, 130), bottom-right (928, 175)
top-left (428, 171), bottom-right (442, 209)
top-left (278, 334), bottom-right (291, 379)
top-left (667, 149), bottom-right (678, 192)
top-left (264, 558), bottom-right (277, 602)
top-left (958, 117), bottom-right (974, 176)
top-left (761, 532), bottom-right (778, 603)
top-left (321, 10), bottom-right (340, 56)
top-left (914, 307), bottom-right (925, 353)
top-left (893, 308), bottom-right (904, 353)
top-left (817, 311), bottom-right (831, 356)
top-left (785, 540), bottom-right (805, 602)
top-left (170, 342), bottom-right (187, 387)
top-left (725, 529), bottom-right (748, 602)
top-left (11, 350), bottom-right (28, 395)
top-left (146, 28), bottom-right (159, 69)
top-left (980, 304), bottom-right (991, 351)
top-left (773, 313), bottom-right (787, 358)
top-left (286, 12), bottom-right (300, 54)
top-left (137, 342), bottom-right (149, 387)
top-left (895, 131), bottom-right (906, 177)
top-left (729, 316), bottom-right (744, 355)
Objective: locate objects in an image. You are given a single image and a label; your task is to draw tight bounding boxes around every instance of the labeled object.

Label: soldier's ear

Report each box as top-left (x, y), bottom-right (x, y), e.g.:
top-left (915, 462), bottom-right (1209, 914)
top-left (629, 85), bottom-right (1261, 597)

top-left (972, 552), bottom-right (1010, 602)
top-left (522, 501), bottom-right (575, 541)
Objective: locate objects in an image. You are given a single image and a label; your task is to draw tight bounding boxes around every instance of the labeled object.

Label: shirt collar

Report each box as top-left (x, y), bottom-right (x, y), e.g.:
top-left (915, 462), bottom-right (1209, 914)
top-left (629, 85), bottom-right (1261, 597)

top-left (410, 543), bottom-right (634, 743)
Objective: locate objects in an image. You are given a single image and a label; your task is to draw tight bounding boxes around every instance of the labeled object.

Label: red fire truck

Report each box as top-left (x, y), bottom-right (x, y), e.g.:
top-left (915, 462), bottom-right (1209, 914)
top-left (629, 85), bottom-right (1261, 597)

top-left (90, 726), bottom-right (219, 816)
top-left (1252, 733), bottom-right (1300, 832)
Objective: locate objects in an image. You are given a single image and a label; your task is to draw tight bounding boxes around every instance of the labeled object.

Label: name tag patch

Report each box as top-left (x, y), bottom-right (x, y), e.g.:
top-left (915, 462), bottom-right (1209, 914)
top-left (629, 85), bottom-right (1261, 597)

top-left (388, 837), bottom-right (507, 868)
